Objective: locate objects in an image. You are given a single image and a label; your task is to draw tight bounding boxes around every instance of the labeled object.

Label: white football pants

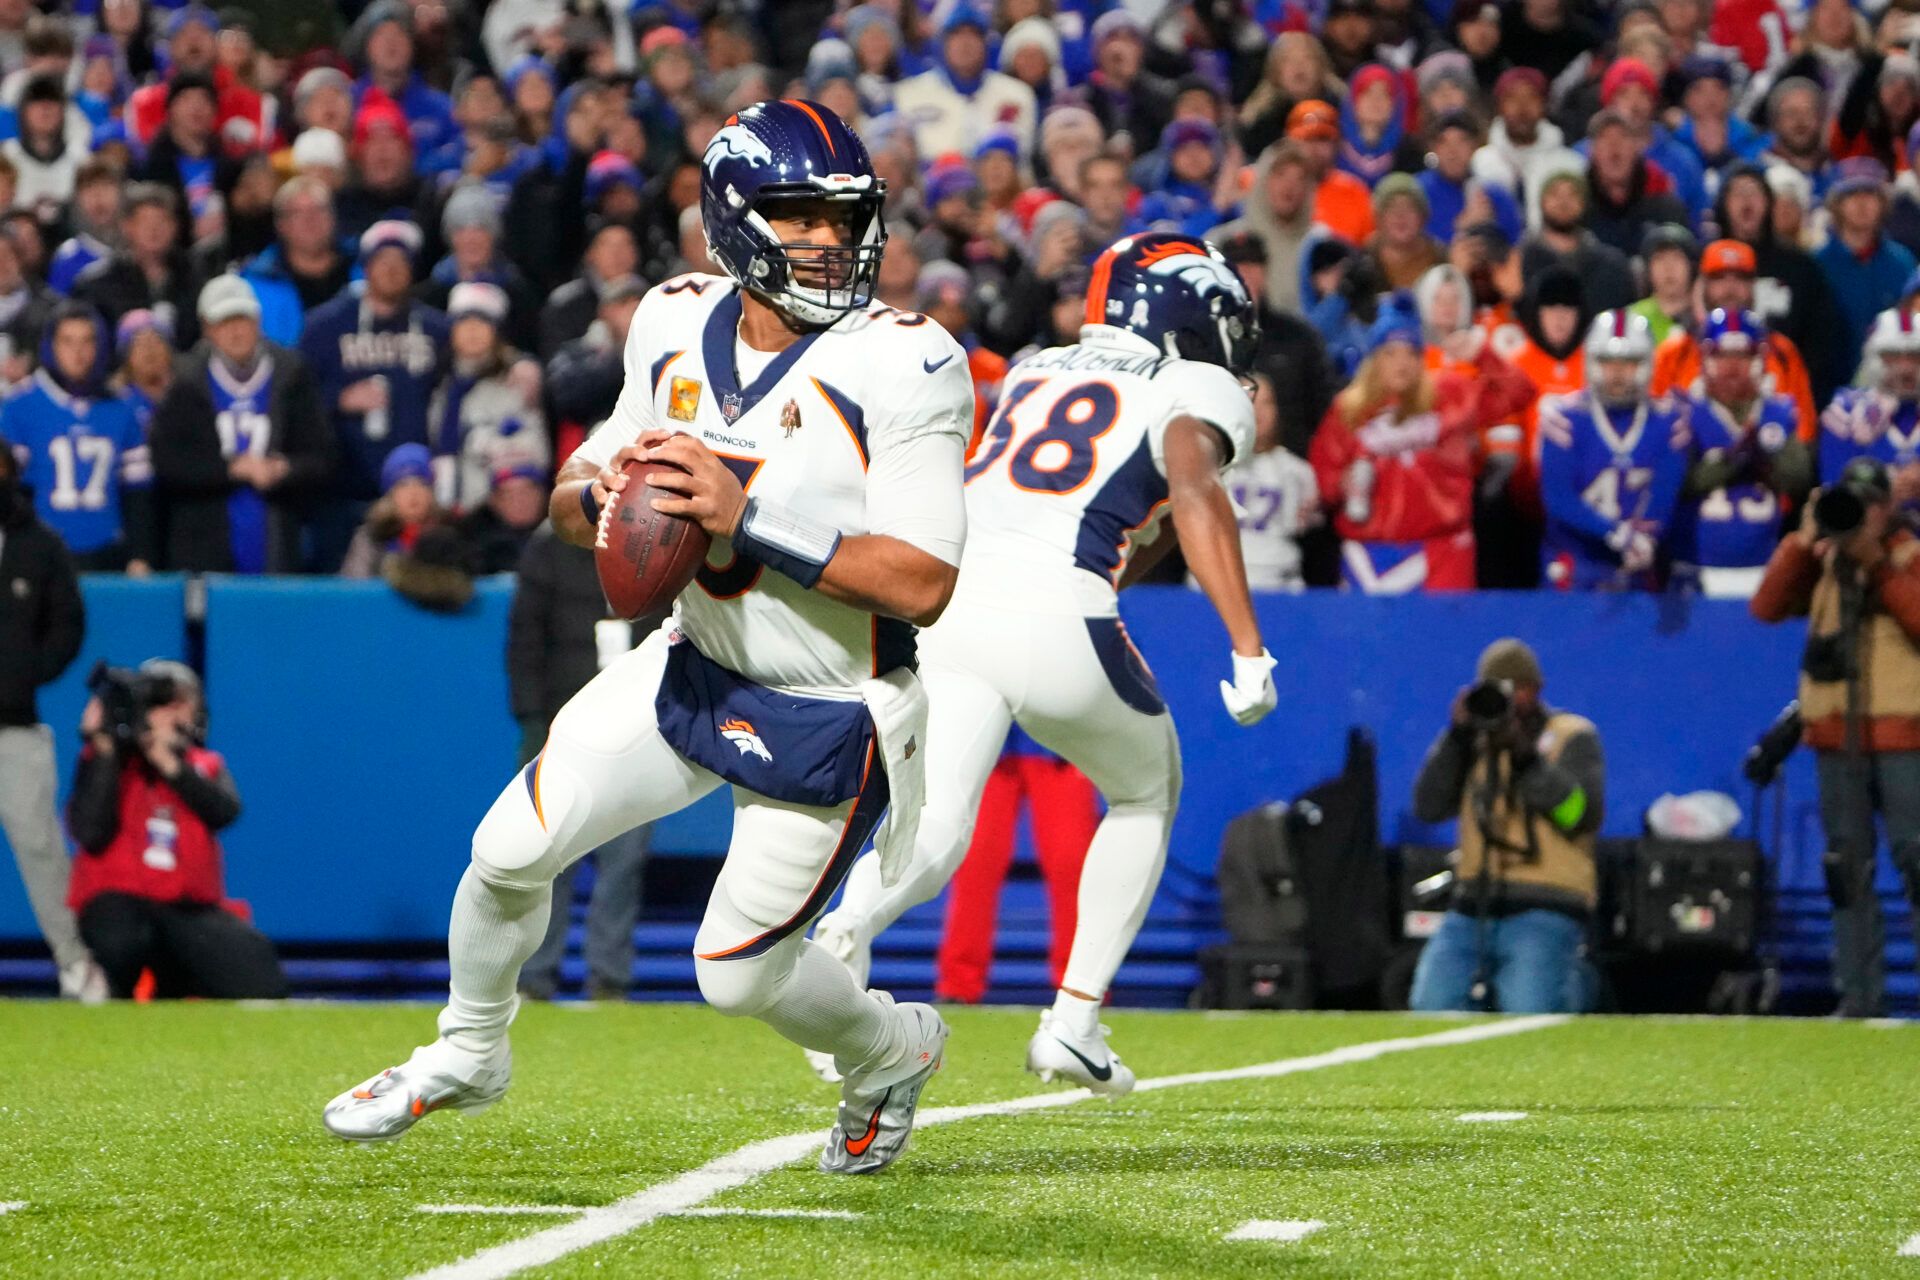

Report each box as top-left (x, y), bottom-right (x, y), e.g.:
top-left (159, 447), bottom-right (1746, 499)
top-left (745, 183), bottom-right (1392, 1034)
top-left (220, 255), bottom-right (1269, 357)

top-left (437, 629), bottom-right (908, 1080)
top-left (834, 601), bottom-right (1181, 1000)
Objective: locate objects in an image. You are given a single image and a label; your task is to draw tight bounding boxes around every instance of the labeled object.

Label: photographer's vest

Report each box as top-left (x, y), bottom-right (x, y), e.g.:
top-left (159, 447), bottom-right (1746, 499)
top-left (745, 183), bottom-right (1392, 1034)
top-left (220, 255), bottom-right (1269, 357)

top-left (1454, 712), bottom-right (1598, 917)
top-left (1799, 536), bottom-right (1920, 751)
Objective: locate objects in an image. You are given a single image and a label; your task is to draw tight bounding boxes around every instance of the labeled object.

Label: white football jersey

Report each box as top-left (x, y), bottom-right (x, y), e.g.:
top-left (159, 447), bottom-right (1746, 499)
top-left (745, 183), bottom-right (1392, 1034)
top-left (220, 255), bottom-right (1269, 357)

top-left (573, 274), bottom-right (973, 697)
top-left (955, 326), bottom-right (1255, 615)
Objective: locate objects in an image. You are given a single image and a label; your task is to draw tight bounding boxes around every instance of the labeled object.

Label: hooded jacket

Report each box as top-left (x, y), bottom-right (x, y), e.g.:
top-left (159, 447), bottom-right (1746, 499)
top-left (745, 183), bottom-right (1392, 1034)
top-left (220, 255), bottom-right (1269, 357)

top-left (1712, 164), bottom-right (1845, 403)
top-left (1336, 75), bottom-right (1422, 186)
top-left (1211, 149), bottom-right (1315, 314)
top-left (0, 466), bottom-right (83, 727)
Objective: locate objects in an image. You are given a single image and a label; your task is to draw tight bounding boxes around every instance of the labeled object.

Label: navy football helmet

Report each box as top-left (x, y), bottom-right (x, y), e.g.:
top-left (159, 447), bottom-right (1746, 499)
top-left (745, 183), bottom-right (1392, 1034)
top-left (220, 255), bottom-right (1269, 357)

top-left (1084, 233), bottom-right (1259, 372)
top-left (699, 99), bottom-right (887, 327)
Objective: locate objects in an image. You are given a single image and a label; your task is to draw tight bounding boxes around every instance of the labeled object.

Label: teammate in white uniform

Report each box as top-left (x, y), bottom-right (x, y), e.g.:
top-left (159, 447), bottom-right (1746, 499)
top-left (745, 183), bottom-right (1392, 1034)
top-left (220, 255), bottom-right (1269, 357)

top-left (811, 233), bottom-right (1280, 1093)
top-left (322, 100), bottom-right (975, 1174)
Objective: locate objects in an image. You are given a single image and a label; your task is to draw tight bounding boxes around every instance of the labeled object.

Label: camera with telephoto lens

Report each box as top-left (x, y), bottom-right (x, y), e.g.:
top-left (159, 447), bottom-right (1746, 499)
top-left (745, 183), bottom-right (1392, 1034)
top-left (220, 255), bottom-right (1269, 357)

top-left (86, 661), bottom-right (179, 749)
top-left (1463, 678), bottom-right (1513, 729)
top-left (1813, 457), bottom-right (1894, 539)
top-left (1743, 701), bottom-right (1804, 787)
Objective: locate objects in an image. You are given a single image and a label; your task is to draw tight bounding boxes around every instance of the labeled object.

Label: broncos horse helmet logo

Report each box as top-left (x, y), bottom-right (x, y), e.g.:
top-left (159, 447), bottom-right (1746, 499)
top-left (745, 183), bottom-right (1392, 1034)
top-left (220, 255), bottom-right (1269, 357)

top-left (719, 718), bottom-right (773, 763)
top-left (706, 123), bottom-right (775, 180)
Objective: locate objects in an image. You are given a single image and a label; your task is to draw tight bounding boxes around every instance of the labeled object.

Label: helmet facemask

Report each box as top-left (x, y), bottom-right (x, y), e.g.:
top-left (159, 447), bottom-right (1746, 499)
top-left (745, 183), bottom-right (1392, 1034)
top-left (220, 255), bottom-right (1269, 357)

top-left (730, 185), bottom-right (887, 327)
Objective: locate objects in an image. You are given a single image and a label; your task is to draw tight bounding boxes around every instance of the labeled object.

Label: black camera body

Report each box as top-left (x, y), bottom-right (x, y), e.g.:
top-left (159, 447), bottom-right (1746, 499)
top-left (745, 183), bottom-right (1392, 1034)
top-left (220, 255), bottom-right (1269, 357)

top-left (86, 661), bottom-right (179, 749)
top-left (1814, 456), bottom-right (1893, 539)
top-left (1463, 677), bottom-right (1513, 729)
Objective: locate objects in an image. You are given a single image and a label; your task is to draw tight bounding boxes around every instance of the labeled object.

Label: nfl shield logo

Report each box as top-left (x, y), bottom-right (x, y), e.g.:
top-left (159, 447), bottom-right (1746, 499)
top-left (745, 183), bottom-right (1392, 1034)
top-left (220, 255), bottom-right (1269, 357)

top-left (721, 391), bottom-right (744, 422)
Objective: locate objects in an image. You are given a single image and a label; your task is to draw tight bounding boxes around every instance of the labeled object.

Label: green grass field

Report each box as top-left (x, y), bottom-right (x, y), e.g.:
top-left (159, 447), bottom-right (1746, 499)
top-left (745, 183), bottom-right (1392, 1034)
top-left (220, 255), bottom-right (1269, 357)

top-left (2, 1004), bottom-right (1918, 1278)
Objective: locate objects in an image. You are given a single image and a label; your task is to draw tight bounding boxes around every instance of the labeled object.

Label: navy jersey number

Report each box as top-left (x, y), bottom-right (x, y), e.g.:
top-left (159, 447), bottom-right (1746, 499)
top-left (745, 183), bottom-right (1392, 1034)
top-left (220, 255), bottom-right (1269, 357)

top-left (967, 379), bottom-right (1121, 493)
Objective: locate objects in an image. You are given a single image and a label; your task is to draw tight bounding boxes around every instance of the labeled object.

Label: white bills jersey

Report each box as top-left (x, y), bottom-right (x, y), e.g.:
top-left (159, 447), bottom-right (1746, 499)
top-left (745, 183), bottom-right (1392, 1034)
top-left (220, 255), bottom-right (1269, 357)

top-left (955, 326), bottom-right (1256, 615)
top-left (572, 274), bottom-right (972, 697)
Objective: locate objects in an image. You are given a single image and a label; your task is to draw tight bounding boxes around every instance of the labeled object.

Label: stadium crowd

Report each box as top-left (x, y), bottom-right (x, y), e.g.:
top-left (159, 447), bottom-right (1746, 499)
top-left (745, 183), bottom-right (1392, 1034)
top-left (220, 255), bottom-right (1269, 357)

top-left (3, 0), bottom-right (1920, 597)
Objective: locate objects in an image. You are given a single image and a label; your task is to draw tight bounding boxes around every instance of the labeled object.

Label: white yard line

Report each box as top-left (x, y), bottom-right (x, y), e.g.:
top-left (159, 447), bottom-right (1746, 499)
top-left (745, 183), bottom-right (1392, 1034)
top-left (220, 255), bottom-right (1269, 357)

top-left (1456, 1111), bottom-right (1529, 1123)
top-left (0, 1202), bottom-right (26, 1214)
top-left (417, 1206), bottom-right (857, 1221)
top-left (1226, 1219), bottom-right (1327, 1243)
top-left (1900, 1232), bottom-right (1920, 1257)
top-left (669, 1208), bottom-right (859, 1220)
top-left (406, 1015), bottom-right (1567, 1280)
top-left (418, 1206), bottom-right (588, 1217)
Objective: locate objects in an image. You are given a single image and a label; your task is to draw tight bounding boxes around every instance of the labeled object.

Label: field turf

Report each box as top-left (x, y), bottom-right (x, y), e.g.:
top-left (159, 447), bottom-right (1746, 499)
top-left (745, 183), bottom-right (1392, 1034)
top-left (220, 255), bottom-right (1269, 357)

top-left (2, 1004), bottom-right (1918, 1278)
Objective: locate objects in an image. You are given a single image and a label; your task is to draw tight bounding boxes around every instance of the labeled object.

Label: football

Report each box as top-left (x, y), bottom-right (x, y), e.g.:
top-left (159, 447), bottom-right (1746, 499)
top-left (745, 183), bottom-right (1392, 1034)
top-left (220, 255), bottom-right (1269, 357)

top-left (594, 457), bottom-right (712, 620)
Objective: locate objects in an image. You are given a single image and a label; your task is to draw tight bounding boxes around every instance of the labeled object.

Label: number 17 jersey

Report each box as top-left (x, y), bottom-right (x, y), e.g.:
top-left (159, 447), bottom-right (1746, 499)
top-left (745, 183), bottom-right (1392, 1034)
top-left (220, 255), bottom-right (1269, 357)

top-left (956, 329), bottom-right (1255, 616)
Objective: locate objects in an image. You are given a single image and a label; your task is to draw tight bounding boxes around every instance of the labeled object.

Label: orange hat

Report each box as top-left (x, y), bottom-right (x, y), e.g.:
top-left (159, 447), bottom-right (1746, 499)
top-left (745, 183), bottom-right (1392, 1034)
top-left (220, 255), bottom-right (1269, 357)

top-left (1700, 239), bottom-right (1756, 276)
top-left (1286, 99), bottom-right (1339, 142)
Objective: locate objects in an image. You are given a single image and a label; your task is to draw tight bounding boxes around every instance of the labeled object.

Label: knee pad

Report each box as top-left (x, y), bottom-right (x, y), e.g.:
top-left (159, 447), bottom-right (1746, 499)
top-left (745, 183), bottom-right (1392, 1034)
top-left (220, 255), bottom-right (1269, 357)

top-left (469, 754), bottom-right (584, 892)
top-left (694, 952), bottom-right (788, 1018)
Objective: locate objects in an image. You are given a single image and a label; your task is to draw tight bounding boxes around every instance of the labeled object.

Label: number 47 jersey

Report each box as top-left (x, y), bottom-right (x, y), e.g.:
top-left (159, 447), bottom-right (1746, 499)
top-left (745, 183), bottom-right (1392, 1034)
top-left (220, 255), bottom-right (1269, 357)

top-left (956, 328), bottom-right (1256, 616)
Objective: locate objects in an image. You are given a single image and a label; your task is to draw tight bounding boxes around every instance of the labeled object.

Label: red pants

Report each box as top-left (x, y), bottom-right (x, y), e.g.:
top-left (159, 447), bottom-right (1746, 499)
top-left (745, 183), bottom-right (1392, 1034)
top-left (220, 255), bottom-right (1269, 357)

top-left (934, 753), bottom-right (1099, 1003)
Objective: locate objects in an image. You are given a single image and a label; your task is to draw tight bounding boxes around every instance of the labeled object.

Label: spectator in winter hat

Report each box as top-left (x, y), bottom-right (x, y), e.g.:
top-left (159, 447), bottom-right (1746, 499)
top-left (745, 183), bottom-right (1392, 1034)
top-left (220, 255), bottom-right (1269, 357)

top-left (1475, 68), bottom-right (1580, 227)
top-left (1590, 56), bottom-right (1710, 220)
top-left (1890, 126), bottom-right (1920, 259)
top-left (350, 0), bottom-right (457, 172)
top-left (998, 16), bottom-right (1064, 115)
top-left (293, 67), bottom-right (354, 140)
top-left (1817, 158), bottom-right (1919, 385)
top-left (1765, 0), bottom-right (1881, 169)
top-left (982, 197), bottom-right (1085, 355)
top-left (1338, 64), bottom-right (1418, 188)
top-left (1082, 10), bottom-right (1173, 156)
top-left (914, 258), bottom-right (1004, 438)
top-left (503, 56), bottom-right (557, 145)
top-left (544, 272), bottom-right (643, 457)
top-left (1288, 100), bottom-right (1376, 247)
top-left (1134, 118), bottom-right (1232, 239)
top-left (1862, 53), bottom-right (1920, 173)
top-left (892, 4), bottom-right (1037, 163)
top-left (915, 162), bottom-right (984, 268)
top-left (1038, 104), bottom-right (1103, 197)
top-left (124, 6), bottom-right (272, 158)
top-left (973, 131), bottom-right (1025, 212)
top-left (112, 308), bottom-right (173, 426)
top-left (147, 273), bottom-right (333, 574)
top-left (1674, 56), bottom-right (1765, 178)
top-left (419, 185), bottom-right (540, 355)
top-left (584, 150), bottom-right (643, 221)
top-left (240, 176), bottom-right (351, 347)
top-left (1415, 51), bottom-right (1478, 123)
top-left (1628, 223), bottom-right (1699, 344)
top-left (289, 129), bottom-right (348, 189)
top-left (1650, 237), bottom-right (1819, 434)
top-left (336, 91), bottom-right (428, 246)
top-left (458, 456), bottom-right (549, 575)
top-left (1299, 233), bottom-right (1375, 376)
top-left (1518, 167), bottom-right (1636, 316)
top-left (1762, 78), bottom-right (1833, 199)
top-left (1584, 109), bottom-right (1693, 259)
top-left (299, 218), bottom-right (449, 569)
top-left (1419, 113), bottom-right (1525, 246)
top-left (0, 229), bottom-right (49, 388)
top-left (1365, 172), bottom-right (1445, 290)
top-left (427, 280), bottom-right (548, 517)
top-left (340, 442), bottom-right (452, 580)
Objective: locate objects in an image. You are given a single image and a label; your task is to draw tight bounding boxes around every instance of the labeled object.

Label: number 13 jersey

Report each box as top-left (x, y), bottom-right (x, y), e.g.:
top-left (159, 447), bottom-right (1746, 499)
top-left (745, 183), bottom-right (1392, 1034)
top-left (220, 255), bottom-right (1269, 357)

top-left (956, 326), bottom-right (1255, 616)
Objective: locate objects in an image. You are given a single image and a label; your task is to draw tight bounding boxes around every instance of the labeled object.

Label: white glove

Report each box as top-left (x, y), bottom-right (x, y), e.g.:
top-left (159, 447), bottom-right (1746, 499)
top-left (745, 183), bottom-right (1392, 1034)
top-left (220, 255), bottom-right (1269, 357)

top-left (1219, 648), bottom-right (1278, 727)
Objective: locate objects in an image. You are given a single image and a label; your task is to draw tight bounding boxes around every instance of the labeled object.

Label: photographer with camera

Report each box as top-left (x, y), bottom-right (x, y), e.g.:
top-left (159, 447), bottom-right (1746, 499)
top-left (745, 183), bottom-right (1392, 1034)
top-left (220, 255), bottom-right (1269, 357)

top-left (64, 660), bottom-right (287, 1000)
top-left (1408, 639), bottom-right (1605, 1013)
top-left (1752, 456), bottom-right (1920, 1017)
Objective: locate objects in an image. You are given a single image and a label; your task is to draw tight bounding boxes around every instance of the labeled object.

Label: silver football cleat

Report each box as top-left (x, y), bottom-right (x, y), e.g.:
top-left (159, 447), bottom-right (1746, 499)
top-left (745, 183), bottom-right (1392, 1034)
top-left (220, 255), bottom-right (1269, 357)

top-left (321, 1039), bottom-right (511, 1143)
top-left (819, 997), bottom-right (948, 1174)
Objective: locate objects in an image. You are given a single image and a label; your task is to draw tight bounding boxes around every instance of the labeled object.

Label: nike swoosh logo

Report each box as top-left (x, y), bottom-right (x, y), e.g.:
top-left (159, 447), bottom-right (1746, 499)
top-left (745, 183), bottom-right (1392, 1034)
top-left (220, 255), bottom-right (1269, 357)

top-left (843, 1089), bottom-right (889, 1156)
top-left (923, 355), bottom-right (953, 374)
top-left (1054, 1038), bottom-right (1113, 1082)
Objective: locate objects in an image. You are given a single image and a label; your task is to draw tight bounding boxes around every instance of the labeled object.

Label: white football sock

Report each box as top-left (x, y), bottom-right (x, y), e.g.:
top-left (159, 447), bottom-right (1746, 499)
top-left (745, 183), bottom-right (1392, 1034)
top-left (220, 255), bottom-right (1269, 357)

top-left (1059, 803), bottom-right (1171, 1007)
top-left (755, 939), bottom-right (908, 1076)
top-left (438, 865), bottom-right (546, 1058)
top-left (1051, 990), bottom-right (1103, 1039)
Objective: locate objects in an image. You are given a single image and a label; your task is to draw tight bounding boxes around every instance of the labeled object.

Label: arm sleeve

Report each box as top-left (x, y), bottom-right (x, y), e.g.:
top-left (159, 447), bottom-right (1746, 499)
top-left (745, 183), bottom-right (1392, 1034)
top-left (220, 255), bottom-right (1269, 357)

top-left (865, 338), bottom-right (973, 565)
top-left (66, 749), bottom-right (123, 854)
top-left (1750, 535), bottom-right (1821, 621)
top-left (1872, 551), bottom-right (1920, 641)
top-left (277, 357), bottom-right (338, 492)
top-left (1412, 725), bottom-right (1473, 824)
top-left (1640, 409), bottom-right (1693, 537)
top-left (1518, 729), bottom-right (1606, 835)
top-left (166, 752), bottom-right (242, 832)
top-left (570, 305), bottom-right (661, 471)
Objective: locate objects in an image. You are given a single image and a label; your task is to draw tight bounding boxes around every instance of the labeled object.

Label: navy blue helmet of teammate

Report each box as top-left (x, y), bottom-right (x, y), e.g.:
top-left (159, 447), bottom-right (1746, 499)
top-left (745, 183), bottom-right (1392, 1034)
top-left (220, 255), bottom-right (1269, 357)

top-left (698, 99), bottom-right (888, 327)
top-left (1083, 233), bottom-right (1260, 373)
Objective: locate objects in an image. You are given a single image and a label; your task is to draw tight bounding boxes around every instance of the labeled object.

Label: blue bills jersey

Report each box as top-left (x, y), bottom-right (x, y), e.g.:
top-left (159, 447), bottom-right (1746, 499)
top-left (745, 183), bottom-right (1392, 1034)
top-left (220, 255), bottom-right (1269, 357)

top-left (2, 369), bottom-right (148, 554)
top-left (1670, 393), bottom-right (1798, 572)
top-left (1537, 390), bottom-right (1691, 590)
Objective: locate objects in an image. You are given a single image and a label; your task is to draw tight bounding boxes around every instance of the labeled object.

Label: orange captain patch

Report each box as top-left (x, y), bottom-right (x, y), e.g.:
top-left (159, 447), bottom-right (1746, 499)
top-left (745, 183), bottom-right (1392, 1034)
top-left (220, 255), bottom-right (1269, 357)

top-left (668, 376), bottom-right (703, 422)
